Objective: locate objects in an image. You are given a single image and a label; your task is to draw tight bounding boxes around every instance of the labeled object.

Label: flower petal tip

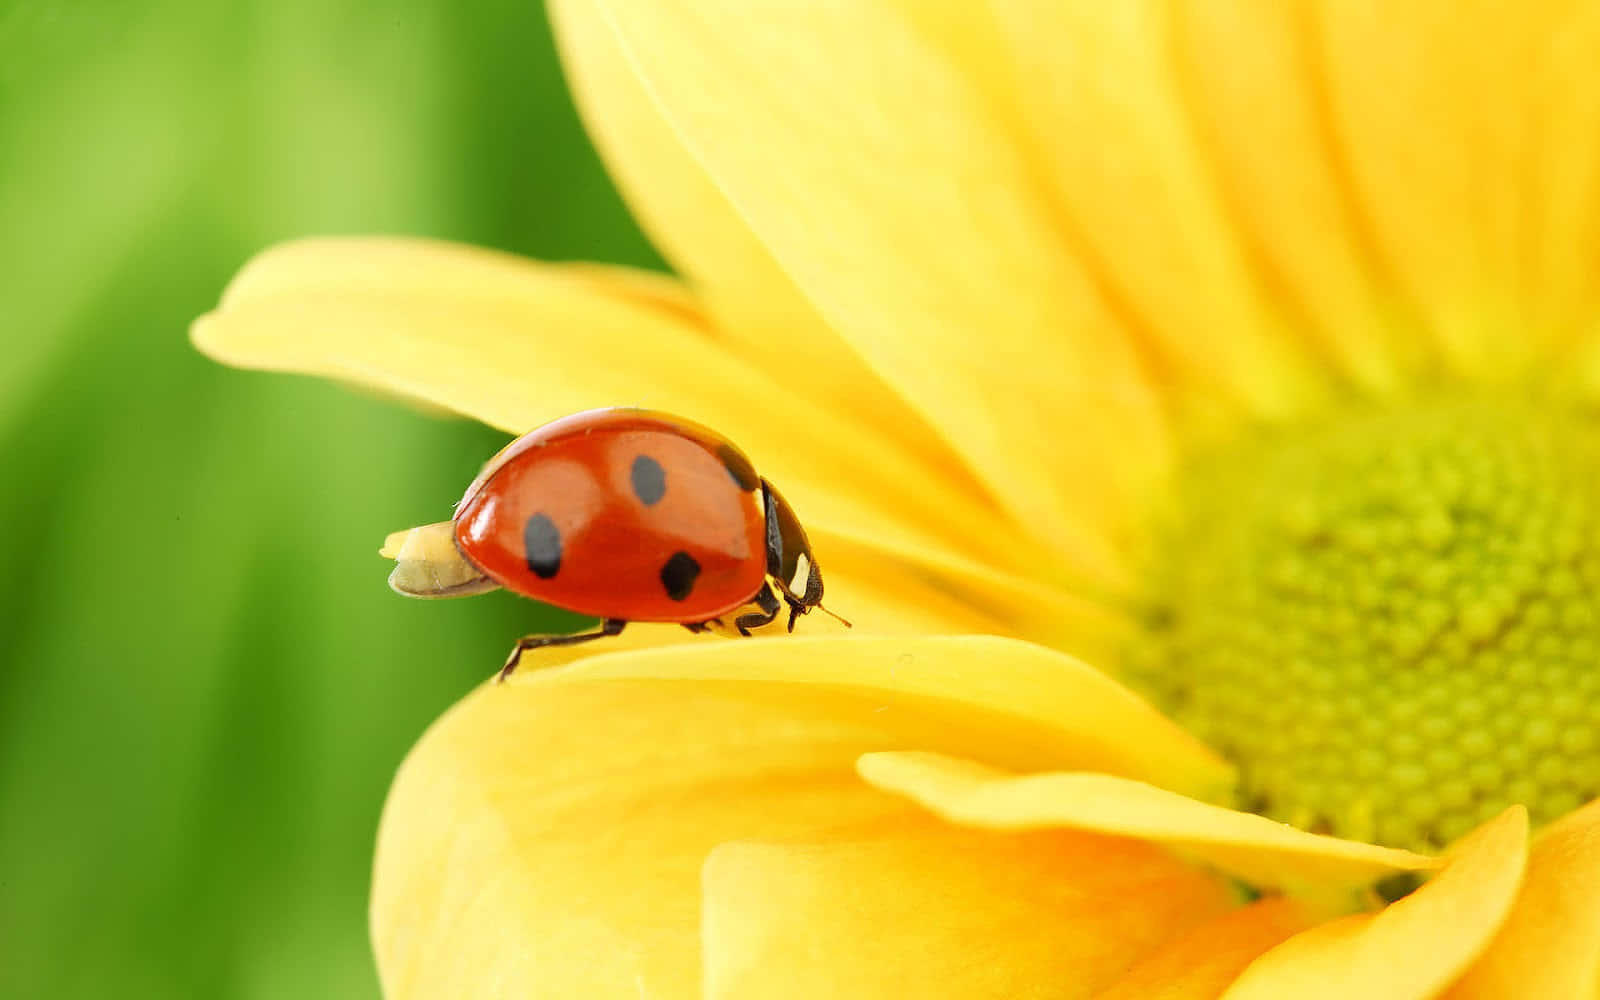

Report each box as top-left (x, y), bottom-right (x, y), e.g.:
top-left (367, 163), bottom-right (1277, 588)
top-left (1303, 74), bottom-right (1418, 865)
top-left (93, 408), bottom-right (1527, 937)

top-left (858, 751), bottom-right (1438, 898)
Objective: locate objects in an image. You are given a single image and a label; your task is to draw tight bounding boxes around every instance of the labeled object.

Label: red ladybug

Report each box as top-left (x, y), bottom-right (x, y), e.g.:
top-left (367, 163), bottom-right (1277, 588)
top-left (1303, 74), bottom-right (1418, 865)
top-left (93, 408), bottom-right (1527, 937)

top-left (384, 407), bottom-right (845, 679)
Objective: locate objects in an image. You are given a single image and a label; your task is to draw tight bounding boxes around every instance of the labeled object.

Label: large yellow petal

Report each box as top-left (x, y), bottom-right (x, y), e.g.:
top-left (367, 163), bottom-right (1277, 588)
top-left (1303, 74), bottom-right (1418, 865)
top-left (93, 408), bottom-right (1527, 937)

top-left (373, 636), bottom-right (1219, 998)
top-left (859, 752), bottom-right (1433, 894)
top-left (1307, 2), bottom-right (1581, 372)
top-left (984, 2), bottom-right (1600, 391)
top-left (373, 678), bottom-right (891, 1000)
top-left (1447, 798), bottom-right (1600, 999)
top-left (1093, 898), bottom-right (1315, 1000)
top-left (1166, 0), bottom-right (1423, 391)
top-left (1222, 807), bottom-right (1528, 1000)
top-left (546, 0), bottom-right (980, 488)
top-left (591, 0), bottom-right (1169, 578)
top-left (191, 237), bottom-right (1047, 587)
top-left (1521, 6), bottom-right (1600, 348)
top-left (540, 637), bottom-right (1231, 795)
top-left (701, 814), bottom-right (1236, 1000)
top-left (986, 0), bottom-right (1331, 414)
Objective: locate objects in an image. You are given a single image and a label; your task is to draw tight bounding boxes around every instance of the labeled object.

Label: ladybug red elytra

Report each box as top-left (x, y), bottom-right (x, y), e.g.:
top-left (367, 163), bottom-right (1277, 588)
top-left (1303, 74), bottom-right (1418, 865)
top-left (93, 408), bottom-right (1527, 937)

top-left (383, 407), bottom-right (847, 679)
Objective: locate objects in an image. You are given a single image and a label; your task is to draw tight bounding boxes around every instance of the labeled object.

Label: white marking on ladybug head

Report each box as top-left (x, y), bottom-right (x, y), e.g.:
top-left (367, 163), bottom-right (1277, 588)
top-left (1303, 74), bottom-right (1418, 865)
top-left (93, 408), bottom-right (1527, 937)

top-left (790, 552), bottom-right (811, 596)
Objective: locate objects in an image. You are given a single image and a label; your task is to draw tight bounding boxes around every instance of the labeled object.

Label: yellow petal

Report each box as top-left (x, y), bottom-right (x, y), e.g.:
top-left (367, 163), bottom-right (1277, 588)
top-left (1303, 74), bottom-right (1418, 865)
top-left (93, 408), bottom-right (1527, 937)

top-left (592, 0), bottom-right (1168, 577)
top-left (373, 636), bottom-right (1212, 998)
top-left (1093, 898), bottom-right (1315, 1000)
top-left (1222, 807), bottom-right (1528, 1000)
top-left (192, 236), bottom-right (1043, 586)
top-left (814, 526), bottom-right (1134, 665)
top-left (1521, 7), bottom-right (1600, 346)
top-left (547, 0), bottom-right (976, 486)
top-left (374, 677), bottom-right (891, 999)
top-left (702, 814), bottom-right (1236, 1000)
top-left (544, 636), bottom-right (1231, 795)
top-left (1306, 2), bottom-right (1578, 372)
top-left (985, 3), bottom-right (1600, 392)
top-left (987, 0), bottom-right (1330, 414)
top-left (859, 752), bottom-right (1433, 894)
top-left (766, 545), bottom-right (1008, 639)
top-left (192, 236), bottom-right (719, 431)
top-left (1447, 798), bottom-right (1600, 999)
top-left (537, 259), bottom-right (701, 320)
top-left (1166, 1), bottom-right (1421, 391)
top-left (1578, 335), bottom-right (1600, 402)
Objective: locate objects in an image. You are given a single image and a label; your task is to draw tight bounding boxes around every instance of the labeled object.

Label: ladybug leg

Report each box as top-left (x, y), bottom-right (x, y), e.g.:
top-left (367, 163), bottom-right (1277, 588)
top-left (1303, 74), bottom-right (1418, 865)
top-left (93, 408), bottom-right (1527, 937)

top-left (767, 577), bottom-right (809, 632)
top-left (498, 618), bottom-right (627, 682)
top-left (733, 582), bottom-right (782, 636)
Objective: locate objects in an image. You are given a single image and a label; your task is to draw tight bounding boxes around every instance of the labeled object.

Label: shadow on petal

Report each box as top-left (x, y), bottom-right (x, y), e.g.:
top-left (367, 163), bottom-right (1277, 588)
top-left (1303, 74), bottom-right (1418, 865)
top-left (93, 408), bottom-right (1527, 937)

top-left (702, 814), bottom-right (1236, 999)
top-left (1223, 807), bottom-right (1527, 1000)
top-left (1094, 897), bottom-right (1314, 1000)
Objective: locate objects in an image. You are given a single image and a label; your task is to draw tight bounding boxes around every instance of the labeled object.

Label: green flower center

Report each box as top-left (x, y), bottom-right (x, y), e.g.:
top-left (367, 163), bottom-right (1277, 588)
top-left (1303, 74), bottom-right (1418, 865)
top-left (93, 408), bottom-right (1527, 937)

top-left (1125, 394), bottom-right (1600, 852)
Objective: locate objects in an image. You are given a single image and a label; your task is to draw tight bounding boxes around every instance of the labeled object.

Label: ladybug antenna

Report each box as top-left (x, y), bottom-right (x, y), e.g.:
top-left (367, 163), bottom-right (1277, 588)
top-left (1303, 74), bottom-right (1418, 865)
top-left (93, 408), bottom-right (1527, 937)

top-left (816, 602), bottom-right (852, 628)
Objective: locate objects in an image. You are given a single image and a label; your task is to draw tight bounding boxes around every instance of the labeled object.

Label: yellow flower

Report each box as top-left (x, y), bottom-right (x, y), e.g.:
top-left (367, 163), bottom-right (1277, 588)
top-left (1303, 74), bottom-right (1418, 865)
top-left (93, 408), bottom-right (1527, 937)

top-left (192, 1), bottom-right (1600, 997)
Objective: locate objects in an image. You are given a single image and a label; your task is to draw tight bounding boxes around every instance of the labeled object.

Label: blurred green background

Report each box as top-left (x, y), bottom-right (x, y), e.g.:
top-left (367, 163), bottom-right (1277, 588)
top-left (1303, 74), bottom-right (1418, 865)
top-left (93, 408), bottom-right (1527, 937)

top-left (0, 2), bottom-right (657, 995)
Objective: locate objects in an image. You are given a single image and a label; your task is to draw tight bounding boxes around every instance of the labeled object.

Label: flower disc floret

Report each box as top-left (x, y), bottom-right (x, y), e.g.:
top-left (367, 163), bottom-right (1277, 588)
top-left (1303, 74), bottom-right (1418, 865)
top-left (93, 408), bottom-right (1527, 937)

top-left (1128, 396), bottom-right (1600, 851)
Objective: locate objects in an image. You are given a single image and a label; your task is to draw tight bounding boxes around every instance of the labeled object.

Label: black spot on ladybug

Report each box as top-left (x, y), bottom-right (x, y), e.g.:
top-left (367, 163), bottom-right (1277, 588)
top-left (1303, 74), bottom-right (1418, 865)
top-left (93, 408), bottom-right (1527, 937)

top-left (659, 551), bottom-right (701, 601)
top-left (523, 513), bottom-right (562, 579)
top-left (631, 454), bottom-right (667, 505)
top-left (717, 443), bottom-right (760, 492)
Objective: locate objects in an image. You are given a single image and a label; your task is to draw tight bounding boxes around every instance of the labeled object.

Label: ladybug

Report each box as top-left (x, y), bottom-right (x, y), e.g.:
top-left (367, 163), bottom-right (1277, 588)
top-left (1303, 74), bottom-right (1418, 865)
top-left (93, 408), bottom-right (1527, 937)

top-left (383, 407), bottom-right (847, 679)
